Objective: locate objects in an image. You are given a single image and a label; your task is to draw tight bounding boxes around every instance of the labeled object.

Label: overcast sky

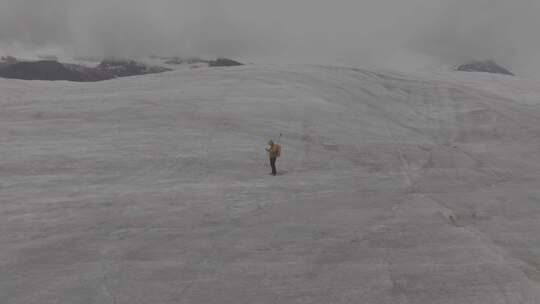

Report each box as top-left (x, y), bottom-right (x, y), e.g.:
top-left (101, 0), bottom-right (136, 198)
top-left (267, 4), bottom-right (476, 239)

top-left (0, 0), bottom-right (538, 75)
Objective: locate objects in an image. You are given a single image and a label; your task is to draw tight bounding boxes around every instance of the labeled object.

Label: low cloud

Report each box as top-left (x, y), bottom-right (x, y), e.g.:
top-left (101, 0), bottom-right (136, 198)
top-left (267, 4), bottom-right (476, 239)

top-left (412, 0), bottom-right (540, 75)
top-left (0, 0), bottom-right (538, 76)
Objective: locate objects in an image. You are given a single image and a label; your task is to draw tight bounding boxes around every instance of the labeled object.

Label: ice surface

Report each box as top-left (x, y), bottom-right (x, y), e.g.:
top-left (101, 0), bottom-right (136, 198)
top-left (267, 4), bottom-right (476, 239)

top-left (1, 65), bottom-right (540, 303)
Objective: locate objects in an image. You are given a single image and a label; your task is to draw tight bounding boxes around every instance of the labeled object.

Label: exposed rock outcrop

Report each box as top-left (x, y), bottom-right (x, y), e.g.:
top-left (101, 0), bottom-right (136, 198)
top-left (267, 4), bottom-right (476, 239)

top-left (0, 61), bottom-right (87, 81)
top-left (0, 59), bottom-right (171, 82)
top-left (97, 59), bottom-right (171, 78)
top-left (208, 58), bottom-right (244, 67)
top-left (0, 56), bottom-right (18, 69)
top-left (457, 60), bottom-right (514, 76)
top-left (164, 57), bottom-right (208, 65)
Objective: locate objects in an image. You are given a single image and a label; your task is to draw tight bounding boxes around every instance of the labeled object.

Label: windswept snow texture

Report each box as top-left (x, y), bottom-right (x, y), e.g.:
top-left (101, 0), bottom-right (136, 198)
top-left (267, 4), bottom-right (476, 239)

top-left (1, 65), bottom-right (540, 303)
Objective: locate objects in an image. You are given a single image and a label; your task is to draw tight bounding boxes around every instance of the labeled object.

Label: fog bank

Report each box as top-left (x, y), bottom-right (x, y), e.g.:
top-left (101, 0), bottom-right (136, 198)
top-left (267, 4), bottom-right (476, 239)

top-left (0, 0), bottom-right (539, 75)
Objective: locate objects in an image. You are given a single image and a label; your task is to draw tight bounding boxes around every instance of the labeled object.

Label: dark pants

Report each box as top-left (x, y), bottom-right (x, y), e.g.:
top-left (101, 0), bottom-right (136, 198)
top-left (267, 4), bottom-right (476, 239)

top-left (270, 157), bottom-right (277, 175)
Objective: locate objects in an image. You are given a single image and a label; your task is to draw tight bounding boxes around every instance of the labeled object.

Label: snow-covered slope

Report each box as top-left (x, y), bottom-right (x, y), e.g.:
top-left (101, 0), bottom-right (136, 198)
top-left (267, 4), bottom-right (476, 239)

top-left (1, 65), bottom-right (540, 303)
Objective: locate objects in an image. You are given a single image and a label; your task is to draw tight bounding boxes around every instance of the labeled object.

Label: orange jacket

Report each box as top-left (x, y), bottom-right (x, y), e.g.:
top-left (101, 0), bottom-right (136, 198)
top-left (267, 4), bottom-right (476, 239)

top-left (267, 144), bottom-right (282, 158)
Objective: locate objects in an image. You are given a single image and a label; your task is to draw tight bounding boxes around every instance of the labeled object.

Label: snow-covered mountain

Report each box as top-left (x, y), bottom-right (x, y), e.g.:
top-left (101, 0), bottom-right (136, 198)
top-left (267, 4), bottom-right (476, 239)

top-left (1, 64), bottom-right (540, 303)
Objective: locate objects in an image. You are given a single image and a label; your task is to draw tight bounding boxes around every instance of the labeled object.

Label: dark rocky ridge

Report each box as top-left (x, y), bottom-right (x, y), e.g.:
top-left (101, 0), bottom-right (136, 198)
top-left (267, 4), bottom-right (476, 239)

top-left (97, 59), bottom-right (170, 78)
top-left (0, 57), bottom-right (244, 82)
top-left (457, 60), bottom-right (514, 76)
top-left (164, 57), bottom-right (209, 65)
top-left (0, 61), bottom-right (88, 81)
top-left (209, 58), bottom-right (244, 67)
top-left (0, 59), bottom-right (171, 82)
top-left (163, 57), bottom-right (244, 67)
top-left (64, 63), bottom-right (116, 82)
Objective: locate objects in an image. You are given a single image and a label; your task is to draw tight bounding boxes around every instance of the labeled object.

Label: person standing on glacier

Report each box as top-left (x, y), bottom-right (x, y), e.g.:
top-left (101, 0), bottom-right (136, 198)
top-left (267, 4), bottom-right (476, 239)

top-left (266, 140), bottom-right (282, 176)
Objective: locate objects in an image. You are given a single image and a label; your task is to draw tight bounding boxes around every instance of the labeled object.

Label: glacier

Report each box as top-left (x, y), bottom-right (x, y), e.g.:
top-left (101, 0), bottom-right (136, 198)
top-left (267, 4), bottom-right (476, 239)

top-left (1, 64), bottom-right (540, 303)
